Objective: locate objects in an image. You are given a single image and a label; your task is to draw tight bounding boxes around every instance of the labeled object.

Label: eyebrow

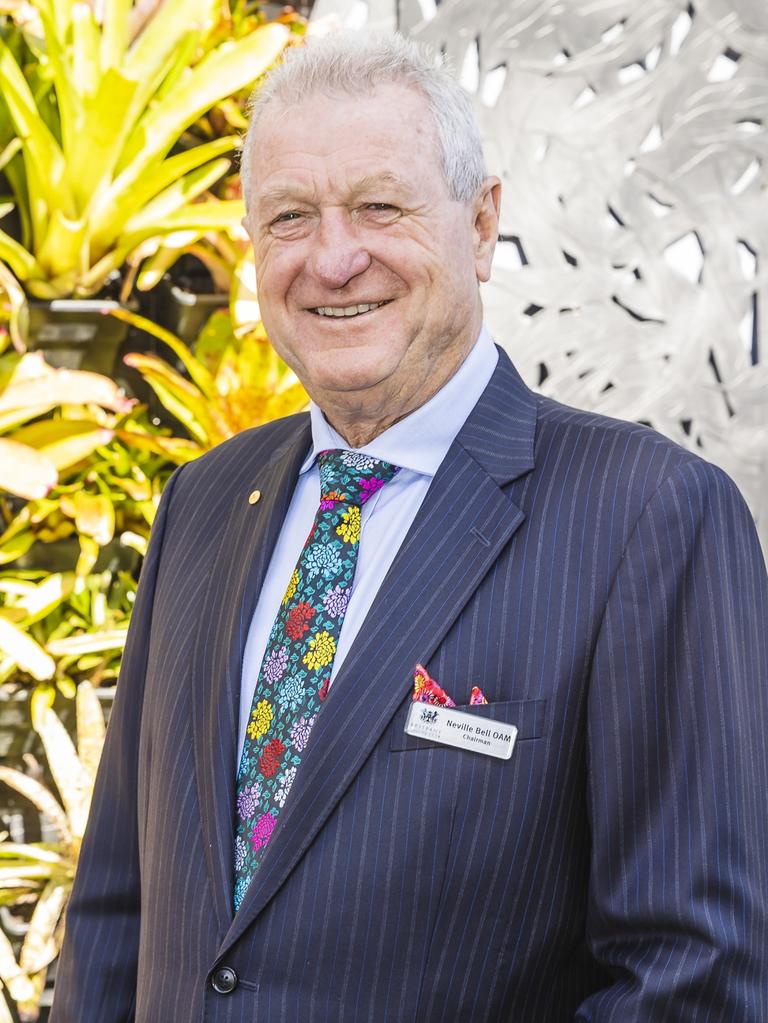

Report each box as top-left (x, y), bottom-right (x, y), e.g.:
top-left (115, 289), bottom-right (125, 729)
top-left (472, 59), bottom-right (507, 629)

top-left (257, 171), bottom-right (413, 210)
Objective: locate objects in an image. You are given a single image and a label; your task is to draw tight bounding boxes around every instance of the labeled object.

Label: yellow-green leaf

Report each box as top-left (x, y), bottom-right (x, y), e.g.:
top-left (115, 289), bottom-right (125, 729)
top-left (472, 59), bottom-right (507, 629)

top-left (46, 629), bottom-right (128, 657)
top-left (71, 2), bottom-right (100, 98)
top-left (68, 66), bottom-right (140, 213)
top-left (0, 437), bottom-right (57, 499)
top-left (35, 206), bottom-right (88, 281)
top-left (118, 23), bottom-right (289, 182)
top-left (90, 137), bottom-right (236, 254)
top-left (0, 927), bottom-right (35, 1004)
top-left (108, 306), bottom-right (215, 394)
top-left (0, 529), bottom-right (35, 565)
top-left (75, 535), bottom-right (99, 578)
top-left (119, 530), bottom-right (148, 556)
top-left (0, 363), bottom-right (133, 419)
top-left (75, 680), bottom-right (106, 784)
top-left (0, 225), bottom-right (37, 283)
top-left (0, 614), bottom-right (55, 680)
top-left (19, 878), bottom-right (68, 974)
top-left (30, 683), bottom-right (56, 729)
top-left (0, 258), bottom-right (29, 353)
top-left (120, 158), bottom-right (232, 239)
top-left (9, 420), bottom-right (114, 472)
top-left (100, 0), bottom-right (132, 71)
top-left (116, 428), bottom-right (202, 464)
top-left (122, 0), bottom-right (218, 105)
top-left (15, 572), bottom-right (75, 624)
top-left (0, 38), bottom-right (74, 218)
top-left (231, 253), bottom-right (260, 335)
top-left (120, 352), bottom-right (215, 445)
top-left (56, 677), bottom-right (77, 699)
top-left (0, 767), bottom-right (71, 847)
top-left (35, 707), bottom-right (92, 840)
top-left (72, 492), bottom-right (115, 546)
top-left (0, 844), bottom-right (62, 865)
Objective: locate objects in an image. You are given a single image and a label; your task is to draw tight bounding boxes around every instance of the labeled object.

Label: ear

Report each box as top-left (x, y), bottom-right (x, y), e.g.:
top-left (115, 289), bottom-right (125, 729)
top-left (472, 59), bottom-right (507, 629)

top-left (473, 176), bottom-right (501, 283)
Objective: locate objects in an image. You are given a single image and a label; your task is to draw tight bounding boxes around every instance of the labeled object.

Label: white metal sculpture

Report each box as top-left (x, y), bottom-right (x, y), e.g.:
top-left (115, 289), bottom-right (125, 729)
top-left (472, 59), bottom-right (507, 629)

top-left (311, 0), bottom-right (767, 549)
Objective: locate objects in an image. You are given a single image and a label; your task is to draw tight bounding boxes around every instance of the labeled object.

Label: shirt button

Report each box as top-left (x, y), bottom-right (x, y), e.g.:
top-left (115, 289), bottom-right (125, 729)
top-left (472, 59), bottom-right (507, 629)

top-left (211, 965), bottom-right (238, 994)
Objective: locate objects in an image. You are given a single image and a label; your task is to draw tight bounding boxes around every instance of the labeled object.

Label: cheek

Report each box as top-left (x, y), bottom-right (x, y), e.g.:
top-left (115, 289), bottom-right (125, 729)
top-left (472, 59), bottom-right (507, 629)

top-left (254, 241), bottom-right (302, 303)
top-left (394, 222), bottom-right (473, 292)
top-left (263, 328), bottom-right (305, 379)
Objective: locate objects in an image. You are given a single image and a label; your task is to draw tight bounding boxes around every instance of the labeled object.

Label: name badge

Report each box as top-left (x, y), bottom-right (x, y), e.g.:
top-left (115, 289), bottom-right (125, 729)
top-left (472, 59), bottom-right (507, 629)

top-left (405, 702), bottom-right (517, 760)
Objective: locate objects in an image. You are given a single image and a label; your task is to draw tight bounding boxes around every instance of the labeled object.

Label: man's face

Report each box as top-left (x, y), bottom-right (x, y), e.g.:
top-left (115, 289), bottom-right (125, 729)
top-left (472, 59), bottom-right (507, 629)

top-left (244, 82), bottom-right (499, 432)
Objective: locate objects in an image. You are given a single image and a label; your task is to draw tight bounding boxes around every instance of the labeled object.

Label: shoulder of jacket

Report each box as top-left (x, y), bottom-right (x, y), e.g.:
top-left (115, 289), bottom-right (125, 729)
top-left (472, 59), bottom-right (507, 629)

top-left (168, 412), bottom-right (310, 501)
top-left (532, 392), bottom-right (735, 512)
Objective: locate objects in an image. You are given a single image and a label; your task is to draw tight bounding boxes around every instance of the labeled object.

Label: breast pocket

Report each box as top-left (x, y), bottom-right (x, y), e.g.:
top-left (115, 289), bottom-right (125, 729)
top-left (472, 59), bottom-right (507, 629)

top-left (389, 698), bottom-right (547, 752)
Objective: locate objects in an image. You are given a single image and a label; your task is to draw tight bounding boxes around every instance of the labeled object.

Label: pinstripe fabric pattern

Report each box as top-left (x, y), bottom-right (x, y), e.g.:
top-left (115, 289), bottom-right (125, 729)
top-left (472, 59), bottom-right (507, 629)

top-left (51, 349), bottom-right (768, 1022)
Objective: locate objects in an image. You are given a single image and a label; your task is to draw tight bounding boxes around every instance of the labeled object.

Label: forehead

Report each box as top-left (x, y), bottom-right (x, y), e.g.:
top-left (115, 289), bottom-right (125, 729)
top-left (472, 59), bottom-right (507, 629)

top-left (249, 82), bottom-right (446, 204)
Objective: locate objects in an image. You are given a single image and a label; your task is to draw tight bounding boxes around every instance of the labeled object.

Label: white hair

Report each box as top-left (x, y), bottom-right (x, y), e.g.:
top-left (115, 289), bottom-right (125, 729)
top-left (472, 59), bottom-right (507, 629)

top-left (239, 31), bottom-right (488, 207)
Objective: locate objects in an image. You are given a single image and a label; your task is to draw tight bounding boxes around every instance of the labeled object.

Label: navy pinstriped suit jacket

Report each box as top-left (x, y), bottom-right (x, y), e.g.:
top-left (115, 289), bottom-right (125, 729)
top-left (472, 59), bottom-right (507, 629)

top-left (51, 348), bottom-right (768, 1022)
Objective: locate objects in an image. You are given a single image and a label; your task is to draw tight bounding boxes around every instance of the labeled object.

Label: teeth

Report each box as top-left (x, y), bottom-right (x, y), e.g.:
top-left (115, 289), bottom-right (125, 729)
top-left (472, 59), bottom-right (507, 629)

top-left (314, 302), bottom-right (385, 317)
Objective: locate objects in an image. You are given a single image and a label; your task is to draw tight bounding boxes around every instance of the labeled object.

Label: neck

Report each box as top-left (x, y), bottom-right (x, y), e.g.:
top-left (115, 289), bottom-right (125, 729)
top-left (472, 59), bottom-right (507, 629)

top-left (326, 415), bottom-right (402, 450)
top-left (321, 337), bottom-right (476, 448)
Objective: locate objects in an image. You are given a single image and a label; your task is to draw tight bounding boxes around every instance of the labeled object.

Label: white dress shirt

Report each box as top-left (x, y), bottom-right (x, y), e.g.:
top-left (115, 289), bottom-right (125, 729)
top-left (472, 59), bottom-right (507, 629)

top-left (237, 328), bottom-right (499, 759)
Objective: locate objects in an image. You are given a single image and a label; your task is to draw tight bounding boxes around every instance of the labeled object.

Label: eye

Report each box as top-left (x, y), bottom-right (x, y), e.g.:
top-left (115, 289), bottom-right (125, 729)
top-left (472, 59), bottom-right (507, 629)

top-left (268, 210), bottom-right (312, 238)
top-left (357, 202), bottom-right (401, 223)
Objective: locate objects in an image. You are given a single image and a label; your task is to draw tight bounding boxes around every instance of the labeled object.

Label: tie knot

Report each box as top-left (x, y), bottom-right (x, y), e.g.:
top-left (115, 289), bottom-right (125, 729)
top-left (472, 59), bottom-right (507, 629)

top-left (317, 449), bottom-right (399, 508)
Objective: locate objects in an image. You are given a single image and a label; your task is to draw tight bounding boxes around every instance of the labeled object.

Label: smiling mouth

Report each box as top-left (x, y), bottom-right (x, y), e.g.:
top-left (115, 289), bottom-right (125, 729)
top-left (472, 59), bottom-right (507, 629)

top-left (308, 301), bottom-right (392, 318)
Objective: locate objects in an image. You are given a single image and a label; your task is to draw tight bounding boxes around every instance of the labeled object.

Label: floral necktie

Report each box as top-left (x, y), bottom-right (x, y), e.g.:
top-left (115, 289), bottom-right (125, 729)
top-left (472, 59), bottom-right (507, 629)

top-left (233, 448), bottom-right (400, 911)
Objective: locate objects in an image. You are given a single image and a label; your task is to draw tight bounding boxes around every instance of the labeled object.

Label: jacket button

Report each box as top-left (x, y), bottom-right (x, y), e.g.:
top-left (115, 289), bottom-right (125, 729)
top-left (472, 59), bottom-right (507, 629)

top-left (211, 966), bottom-right (238, 994)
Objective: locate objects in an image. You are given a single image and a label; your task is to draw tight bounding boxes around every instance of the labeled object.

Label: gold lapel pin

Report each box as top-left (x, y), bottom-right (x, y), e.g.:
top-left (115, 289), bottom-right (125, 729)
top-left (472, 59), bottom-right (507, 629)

top-left (248, 489), bottom-right (261, 505)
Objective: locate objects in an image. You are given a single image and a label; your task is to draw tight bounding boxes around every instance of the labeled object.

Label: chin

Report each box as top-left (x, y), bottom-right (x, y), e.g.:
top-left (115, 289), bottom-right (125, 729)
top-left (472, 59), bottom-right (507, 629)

top-left (306, 346), bottom-right (402, 394)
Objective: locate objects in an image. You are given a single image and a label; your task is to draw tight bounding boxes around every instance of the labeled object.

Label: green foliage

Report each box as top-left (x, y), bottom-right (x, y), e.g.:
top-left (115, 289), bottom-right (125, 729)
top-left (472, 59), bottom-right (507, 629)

top-left (0, 0), bottom-right (290, 298)
top-left (118, 303), bottom-right (309, 459)
top-left (0, 326), bottom-right (172, 695)
top-left (0, 5), bottom-right (310, 1016)
top-left (0, 566), bottom-right (137, 696)
top-left (0, 328), bottom-right (135, 501)
top-left (0, 681), bottom-right (106, 1019)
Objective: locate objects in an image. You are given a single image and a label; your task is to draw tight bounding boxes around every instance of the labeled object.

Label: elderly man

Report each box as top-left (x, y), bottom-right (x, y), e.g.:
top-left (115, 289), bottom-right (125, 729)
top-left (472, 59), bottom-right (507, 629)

top-left (51, 31), bottom-right (767, 1023)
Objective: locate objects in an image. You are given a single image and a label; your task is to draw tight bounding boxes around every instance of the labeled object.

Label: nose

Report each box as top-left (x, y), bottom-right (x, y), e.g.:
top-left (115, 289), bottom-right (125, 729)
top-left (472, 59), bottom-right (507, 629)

top-left (305, 209), bottom-right (371, 290)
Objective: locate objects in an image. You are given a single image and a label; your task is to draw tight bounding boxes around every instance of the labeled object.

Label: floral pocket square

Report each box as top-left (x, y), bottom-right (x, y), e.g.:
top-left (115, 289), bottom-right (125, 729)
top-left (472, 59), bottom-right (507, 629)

top-left (412, 664), bottom-right (488, 707)
top-left (413, 663), bottom-right (455, 706)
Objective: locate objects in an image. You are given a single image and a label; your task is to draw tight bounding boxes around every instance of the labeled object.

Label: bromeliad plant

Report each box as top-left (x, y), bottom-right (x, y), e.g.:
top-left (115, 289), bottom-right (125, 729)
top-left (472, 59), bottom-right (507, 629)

top-left (114, 298), bottom-right (309, 462)
top-left (131, 1), bottom-right (307, 291)
top-left (190, 0), bottom-right (305, 150)
top-left (0, 566), bottom-right (136, 700)
top-left (0, 327), bottom-right (134, 503)
top-left (0, 680), bottom-right (106, 1021)
top-left (0, 327), bottom-right (170, 694)
top-left (0, 0), bottom-right (290, 299)
top-left (0, 405), bottom-right (173, 577)
top-left (0, 319), bottom-right (176, 576)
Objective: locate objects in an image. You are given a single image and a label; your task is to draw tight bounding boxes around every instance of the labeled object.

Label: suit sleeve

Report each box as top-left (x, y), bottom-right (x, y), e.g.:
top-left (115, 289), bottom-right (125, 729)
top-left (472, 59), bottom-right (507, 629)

top-left (50, 464), bottom-right (185, 1023)
top-left (577, 459), bottom-right (768, 1021)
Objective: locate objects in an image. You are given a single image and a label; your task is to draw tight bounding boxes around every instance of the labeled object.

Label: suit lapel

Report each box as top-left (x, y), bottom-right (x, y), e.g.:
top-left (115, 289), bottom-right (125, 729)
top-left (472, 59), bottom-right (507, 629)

top-left (220, 349), bottom-right (538, 951)
top-left (192, 419), bottom-right (311, 935)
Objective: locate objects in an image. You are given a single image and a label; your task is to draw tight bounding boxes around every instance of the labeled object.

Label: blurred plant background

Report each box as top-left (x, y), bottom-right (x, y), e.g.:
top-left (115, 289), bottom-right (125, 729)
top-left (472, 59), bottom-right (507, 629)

top-left (0, 1), bottom-right (308, 1016)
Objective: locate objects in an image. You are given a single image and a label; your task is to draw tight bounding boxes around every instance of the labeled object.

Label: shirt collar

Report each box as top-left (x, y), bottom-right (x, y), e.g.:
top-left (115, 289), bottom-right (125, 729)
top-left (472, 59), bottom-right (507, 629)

top-left (301, 326), bottom-right (499, 478)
